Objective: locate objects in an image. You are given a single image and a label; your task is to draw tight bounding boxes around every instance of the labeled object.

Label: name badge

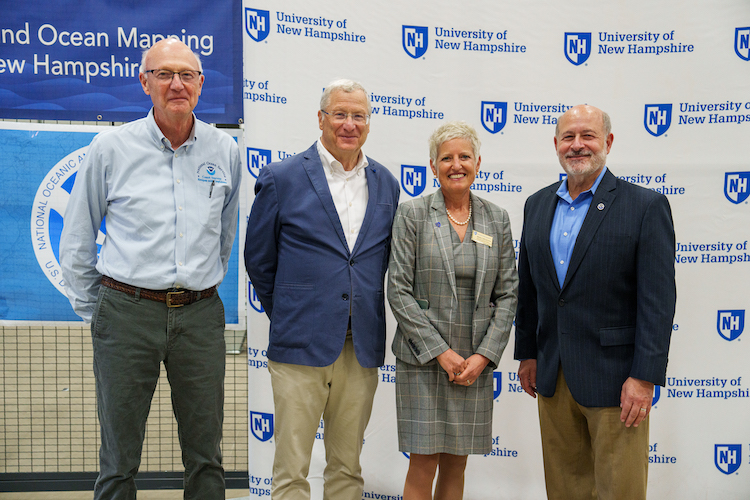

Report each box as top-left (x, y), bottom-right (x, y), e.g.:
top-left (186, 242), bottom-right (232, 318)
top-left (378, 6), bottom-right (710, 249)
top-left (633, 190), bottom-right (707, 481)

top-left (471, 230), bottom-right (493, 247)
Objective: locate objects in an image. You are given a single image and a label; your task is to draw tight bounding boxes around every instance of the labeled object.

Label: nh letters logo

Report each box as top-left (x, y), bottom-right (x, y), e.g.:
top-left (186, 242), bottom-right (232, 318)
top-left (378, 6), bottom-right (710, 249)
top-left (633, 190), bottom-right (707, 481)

top-left (493, 371), bottom-right (502, 399)
top-left (481, 101), bottom-right (507, 134)
top-left (245, 8), bottom-right (270, 42)
top-left (564, 32), bottom-right (592, 65)
top-left (247, 147), bottom-right (271, 179)
top-left (715, 444), bottom-right (742, 475)
top-left (248, 281), bottom-right (264, 313)
top-left (717, 310), bottom-right (744, 341)
top-left (644, 104), bottom-right (672, 137)
top-left (724, 172), bottom-right (750, 204)
top-left (250, 411), bottom-right (274, 442)
top-left (735, 27), bottom-right (750, 61)
top-left (403, 25), bottom-right (428, 59)
top-left (401, 165), bottom-right (427, 197)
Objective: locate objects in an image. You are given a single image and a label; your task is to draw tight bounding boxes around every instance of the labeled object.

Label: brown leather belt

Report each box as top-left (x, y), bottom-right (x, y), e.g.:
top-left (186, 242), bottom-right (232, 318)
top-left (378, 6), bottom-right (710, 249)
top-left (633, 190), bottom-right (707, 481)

top-left (101, 275), bottom-right (216, 308)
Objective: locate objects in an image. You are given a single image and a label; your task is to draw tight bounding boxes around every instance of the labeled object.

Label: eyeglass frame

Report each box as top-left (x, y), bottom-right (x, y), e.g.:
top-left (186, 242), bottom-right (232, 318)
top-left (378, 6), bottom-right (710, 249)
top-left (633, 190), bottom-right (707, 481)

top-left (320, 109), bottom-right (371, 125)
top-left (144, 69), bottom-right (203, 83)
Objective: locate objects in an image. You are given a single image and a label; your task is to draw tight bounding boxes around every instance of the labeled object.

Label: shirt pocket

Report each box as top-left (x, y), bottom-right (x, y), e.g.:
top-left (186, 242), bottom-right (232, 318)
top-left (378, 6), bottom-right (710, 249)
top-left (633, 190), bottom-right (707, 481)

top-left (198, 182), bottom-right (225, 233)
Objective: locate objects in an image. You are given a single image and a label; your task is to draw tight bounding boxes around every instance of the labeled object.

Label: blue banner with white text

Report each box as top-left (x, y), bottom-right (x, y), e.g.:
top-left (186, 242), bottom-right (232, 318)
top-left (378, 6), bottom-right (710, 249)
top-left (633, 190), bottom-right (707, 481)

top-left (0, 0), bottom-right (242, 124)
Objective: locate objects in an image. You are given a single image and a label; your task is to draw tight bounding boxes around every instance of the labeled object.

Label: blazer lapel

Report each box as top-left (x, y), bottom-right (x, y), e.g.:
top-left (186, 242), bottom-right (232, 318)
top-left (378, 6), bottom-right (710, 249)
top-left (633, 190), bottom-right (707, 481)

top-left (430, 191), bottom-right (457, 300)
top-left (562, 169), bottom-right (618, 290)
top-left (302, 145), bottom-right (349, 253)
top-left (351, 162), bottom-right (379, 256)
top-left (470, 194), bottom-right (490, 308)
top-left (539, 183), bottom-right (563, 292)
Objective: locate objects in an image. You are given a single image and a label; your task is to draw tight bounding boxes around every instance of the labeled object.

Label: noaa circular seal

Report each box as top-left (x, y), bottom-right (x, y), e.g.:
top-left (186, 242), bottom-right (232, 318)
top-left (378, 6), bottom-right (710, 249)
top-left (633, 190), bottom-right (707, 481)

top-left (30, 146), bottom-right (89, 296)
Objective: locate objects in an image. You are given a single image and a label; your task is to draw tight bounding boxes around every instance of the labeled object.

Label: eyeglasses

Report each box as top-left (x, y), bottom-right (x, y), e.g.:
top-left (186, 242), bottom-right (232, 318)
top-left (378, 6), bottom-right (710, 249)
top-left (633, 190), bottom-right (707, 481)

top-left (145, 69), bottom-right (202, 83)
top-left (320, 110), bottom-right (370, 125)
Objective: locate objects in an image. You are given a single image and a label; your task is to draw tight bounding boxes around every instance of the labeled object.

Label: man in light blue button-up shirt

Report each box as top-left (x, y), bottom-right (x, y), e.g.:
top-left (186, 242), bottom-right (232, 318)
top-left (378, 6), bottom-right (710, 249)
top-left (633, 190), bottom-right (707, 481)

top-left (60, 38), bottom-right (241, 500)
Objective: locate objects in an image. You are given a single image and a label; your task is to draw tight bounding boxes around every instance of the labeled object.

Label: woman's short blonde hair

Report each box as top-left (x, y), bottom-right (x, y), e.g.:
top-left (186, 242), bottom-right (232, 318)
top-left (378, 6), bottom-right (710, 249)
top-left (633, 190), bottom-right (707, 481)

top-left (428, 121), bottom-right (481, 163)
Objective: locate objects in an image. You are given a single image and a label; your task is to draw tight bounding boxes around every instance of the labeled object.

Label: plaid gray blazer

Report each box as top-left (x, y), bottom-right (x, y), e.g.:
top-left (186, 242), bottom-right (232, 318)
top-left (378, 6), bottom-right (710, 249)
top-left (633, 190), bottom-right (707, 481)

top-left (388, 190), bottom-right (518, 367)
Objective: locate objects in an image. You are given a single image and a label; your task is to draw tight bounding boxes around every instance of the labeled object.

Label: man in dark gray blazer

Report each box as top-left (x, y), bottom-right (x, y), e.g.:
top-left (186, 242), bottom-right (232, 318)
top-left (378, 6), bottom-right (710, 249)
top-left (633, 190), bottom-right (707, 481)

top-left (514, 105), bottom-right (676, 500)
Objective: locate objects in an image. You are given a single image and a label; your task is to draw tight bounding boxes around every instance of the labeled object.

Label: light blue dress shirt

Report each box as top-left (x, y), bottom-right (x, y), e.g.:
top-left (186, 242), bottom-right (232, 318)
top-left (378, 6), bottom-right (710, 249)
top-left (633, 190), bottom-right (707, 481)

top-left (60, 109), bottom-right (242, 322)
top-left (550, 167), bottom-right (607, 287)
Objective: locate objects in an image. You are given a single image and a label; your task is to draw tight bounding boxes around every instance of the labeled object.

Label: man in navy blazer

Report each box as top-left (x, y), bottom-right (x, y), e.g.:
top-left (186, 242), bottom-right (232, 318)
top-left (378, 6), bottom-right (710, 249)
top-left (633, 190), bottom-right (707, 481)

top-left (244, 79), bottom-right (399, 500)
top-left (515, 105), bottom-right (676, 500)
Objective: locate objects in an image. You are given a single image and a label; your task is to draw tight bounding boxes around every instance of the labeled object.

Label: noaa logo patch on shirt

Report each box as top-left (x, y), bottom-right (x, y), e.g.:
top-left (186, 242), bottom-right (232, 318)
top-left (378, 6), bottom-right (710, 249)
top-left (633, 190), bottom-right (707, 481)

top-left (196, 161), bottom-right (228, 184)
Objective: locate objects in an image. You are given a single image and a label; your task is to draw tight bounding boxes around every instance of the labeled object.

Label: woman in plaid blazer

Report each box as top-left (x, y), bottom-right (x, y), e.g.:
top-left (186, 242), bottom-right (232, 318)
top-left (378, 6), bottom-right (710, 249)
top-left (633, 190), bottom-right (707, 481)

top-left (387, 121), bottom-right (518, 499)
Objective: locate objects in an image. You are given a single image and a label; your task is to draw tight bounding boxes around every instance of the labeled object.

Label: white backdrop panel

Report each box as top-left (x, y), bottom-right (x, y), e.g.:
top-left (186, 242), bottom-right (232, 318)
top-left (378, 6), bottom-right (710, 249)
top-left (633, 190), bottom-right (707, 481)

top-left (243, 1), bottom-right (750, 498)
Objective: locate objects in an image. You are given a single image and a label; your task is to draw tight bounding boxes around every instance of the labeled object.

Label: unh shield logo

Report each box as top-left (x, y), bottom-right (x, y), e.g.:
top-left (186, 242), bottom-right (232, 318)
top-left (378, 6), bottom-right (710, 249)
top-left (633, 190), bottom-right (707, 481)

top-left (481, 101), bottom-right (507, 134)
top-left (245, 8), bottom-right (270, 42)
top-left (715, 444), bottom-right (742, 475)
top-left (644, 104), bottom-right (672, 137)
top-left (724, 172), bottom-right (750, 204)
top-left (250, 411), bottom-right (274, 441)
top-left (493, 371), bottom-right (502, 399)
top-left (564, 32), bottom-right (592, 65)
top-left (247, 147), bottom-right (272, 179)
top-left (401, 165), bottom-right (427, 197)
top-left (403, 25), bottom-right (428, 59)
top-left (248, 281), bottom-right (265, 313)
top-left (652, 386), bottom-right (660, 407)
top-left (735, 27), bottom-right (750, 61)
top-left (717, 310), bottom-right (745, 341)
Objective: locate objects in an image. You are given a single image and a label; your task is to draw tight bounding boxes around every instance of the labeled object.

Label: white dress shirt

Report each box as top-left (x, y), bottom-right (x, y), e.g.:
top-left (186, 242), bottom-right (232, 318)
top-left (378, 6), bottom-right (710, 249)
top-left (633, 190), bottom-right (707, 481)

top-left (316, 139), bottom-right (369, 253)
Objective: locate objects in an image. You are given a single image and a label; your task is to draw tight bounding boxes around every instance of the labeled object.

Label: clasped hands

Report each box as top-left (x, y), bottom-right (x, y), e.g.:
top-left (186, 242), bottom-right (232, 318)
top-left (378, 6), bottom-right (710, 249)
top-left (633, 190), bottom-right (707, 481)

top-left (437, 348), bottom-right (490, 386)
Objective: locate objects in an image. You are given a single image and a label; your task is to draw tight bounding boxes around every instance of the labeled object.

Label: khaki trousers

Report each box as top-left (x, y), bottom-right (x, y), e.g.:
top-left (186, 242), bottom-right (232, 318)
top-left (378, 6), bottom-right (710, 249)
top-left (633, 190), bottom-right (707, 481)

top-left (538, 368), bottom-right (649, 500)
top-left (268, 338), bottom-right (378, 500)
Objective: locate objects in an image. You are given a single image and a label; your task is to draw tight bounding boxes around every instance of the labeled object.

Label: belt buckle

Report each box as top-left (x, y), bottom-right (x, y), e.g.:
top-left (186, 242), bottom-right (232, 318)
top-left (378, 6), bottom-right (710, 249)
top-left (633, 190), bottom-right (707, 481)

top-left (166, 290), bottom-right (185, 308)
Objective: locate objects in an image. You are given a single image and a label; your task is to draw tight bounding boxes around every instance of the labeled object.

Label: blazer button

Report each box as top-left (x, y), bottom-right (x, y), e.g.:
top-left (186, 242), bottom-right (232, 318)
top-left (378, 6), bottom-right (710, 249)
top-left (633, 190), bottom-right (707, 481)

top-left (349, 260), bottom-right (355, 266)
top-left (342, 293), bottom-right (349, 301)
top-left (558, 299), bottom-right (565, 307)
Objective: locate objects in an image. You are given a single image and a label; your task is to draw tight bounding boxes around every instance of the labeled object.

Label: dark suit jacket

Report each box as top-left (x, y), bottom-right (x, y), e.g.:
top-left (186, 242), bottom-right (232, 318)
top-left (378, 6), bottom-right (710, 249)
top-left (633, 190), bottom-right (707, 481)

top-left (244, 143), bottom-right (400, 368)
top-left (514, 168), bottom-right (676, 407)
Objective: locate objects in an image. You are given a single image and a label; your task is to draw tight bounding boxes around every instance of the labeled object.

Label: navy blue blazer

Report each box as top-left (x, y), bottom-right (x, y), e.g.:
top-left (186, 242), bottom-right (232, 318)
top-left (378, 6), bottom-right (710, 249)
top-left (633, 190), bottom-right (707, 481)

top-left (514, 169), bottom-right (676, 407)
top-left (244, 143), bottom-right (400, 368)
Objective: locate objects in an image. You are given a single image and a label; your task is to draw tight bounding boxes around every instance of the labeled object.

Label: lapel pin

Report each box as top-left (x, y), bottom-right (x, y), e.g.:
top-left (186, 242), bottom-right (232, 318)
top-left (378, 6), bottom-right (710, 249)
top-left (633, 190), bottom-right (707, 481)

top-left (436, 222), bottom-right (441, 227)
top-left (597, 203), bottom-right (605, 211)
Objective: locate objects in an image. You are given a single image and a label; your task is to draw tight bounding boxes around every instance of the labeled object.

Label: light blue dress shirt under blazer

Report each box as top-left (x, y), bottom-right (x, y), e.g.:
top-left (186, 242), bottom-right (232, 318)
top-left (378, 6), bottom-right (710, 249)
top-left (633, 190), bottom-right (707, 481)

top-left (60, 109), bottom-right (242, 322)
top-left (550, 166), bottom-right (607, 287)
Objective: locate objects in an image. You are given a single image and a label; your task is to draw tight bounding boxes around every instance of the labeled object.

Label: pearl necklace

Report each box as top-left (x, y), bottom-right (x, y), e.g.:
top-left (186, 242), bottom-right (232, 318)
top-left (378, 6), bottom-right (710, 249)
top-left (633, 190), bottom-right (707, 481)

top-left (446, 199), bottom-right (472, 226)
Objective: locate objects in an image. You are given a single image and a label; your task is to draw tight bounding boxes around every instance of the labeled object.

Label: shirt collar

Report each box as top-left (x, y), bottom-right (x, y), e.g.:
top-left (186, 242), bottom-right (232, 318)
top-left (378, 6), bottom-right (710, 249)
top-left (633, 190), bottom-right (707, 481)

top-left (556, 166), bottom-right (608, 203)
top-left (146, 108), bottom-right (198, 151)
top-left (316, 139), bottom-right (369, 177)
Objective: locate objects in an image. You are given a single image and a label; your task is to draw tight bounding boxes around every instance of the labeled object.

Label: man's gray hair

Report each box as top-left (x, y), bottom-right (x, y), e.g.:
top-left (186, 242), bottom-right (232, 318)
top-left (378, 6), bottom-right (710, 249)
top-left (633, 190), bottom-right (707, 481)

top-left (601, 110), bottom-right (612, 136)
top-left (429, 121), bottom-right (482, 164)
top-left (320, 79), bottom-right (371, 114)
